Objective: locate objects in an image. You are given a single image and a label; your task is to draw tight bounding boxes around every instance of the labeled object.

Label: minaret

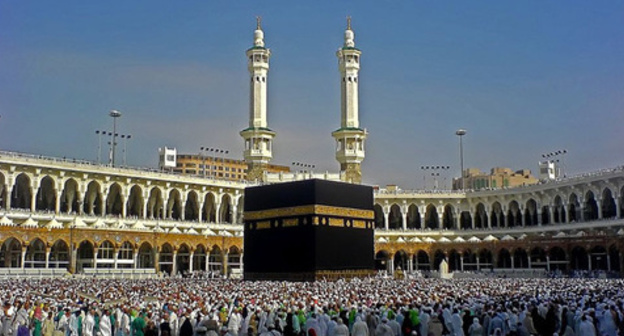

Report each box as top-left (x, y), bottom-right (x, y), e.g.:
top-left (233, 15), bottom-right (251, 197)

top-left (332, 17), bottom-right (367, 184)
top-left (241, 17), bottom-right (276, 182)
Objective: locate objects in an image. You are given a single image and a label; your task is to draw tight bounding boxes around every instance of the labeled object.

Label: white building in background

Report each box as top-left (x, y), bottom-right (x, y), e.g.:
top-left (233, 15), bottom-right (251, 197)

top-left (539, 160), bottom-right (560, 181)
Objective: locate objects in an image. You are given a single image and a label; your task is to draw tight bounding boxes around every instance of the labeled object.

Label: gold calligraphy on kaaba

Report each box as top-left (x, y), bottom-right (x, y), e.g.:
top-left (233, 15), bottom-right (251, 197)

top-left (244, 205), bottom-right (374, 221)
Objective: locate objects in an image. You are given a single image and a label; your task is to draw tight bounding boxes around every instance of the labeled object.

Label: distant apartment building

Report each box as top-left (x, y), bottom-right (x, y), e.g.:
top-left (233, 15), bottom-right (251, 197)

top-left (453, 167), bottom-right (539, 190)
top-left (173, 154), bottom-right (290, 181)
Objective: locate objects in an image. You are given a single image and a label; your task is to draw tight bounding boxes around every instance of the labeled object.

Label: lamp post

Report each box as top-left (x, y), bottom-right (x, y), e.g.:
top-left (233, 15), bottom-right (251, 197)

top-left (201, 147), bottom-right (229, 179)
top-left (109, 110), bottom-right (122, 167)
top-left (421, 166), bottom-right (450, 190)
top-left (455, 129), bottom-right (467, 190)
top-left (291, 162), bottom-right (316, 174)
top-left (95, 130), bottom-right (106, 164)
top-left (120, 134), bottom-right (132, 167)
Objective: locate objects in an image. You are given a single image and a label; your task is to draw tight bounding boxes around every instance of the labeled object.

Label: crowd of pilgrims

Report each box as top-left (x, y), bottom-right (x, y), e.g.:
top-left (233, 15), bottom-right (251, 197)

top-left (0, 276), bottom-right (622, 336)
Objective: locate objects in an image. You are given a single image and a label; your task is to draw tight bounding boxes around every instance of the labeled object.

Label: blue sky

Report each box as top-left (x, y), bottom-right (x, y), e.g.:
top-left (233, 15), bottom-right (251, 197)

top-left (1, 1), bottom-right (623, 188)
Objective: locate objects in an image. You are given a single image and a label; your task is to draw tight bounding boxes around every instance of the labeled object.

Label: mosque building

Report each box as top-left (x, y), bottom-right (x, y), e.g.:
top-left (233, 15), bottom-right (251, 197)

top-left (0, 19), bottom-right (623, 278)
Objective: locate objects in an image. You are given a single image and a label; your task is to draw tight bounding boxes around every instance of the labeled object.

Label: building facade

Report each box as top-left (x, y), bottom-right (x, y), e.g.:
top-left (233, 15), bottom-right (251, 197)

top-left (453, 167), bottom-right (539, 190)
top-left (0, 151), bottom-right (622, 277)
top-left (173, 154), bottom-right (289, 182)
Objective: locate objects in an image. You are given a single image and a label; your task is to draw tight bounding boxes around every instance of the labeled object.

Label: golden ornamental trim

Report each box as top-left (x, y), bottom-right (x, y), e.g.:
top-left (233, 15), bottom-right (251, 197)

top-left (244, 204), bottom-right (374, 221)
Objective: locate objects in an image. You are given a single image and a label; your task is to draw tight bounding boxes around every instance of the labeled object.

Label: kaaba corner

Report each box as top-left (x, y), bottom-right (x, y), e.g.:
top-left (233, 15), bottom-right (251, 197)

top-left (243, 179), bottom-right (376, 281)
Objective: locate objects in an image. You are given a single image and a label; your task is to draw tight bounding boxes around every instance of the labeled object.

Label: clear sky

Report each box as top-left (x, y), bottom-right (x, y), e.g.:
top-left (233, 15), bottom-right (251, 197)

top-left (1, 1), bottom-right (623, 189)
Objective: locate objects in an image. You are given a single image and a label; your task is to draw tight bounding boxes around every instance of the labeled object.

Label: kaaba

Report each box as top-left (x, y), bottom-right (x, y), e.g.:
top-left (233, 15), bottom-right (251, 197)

top-left (243, 179), bottom-right (375, 281)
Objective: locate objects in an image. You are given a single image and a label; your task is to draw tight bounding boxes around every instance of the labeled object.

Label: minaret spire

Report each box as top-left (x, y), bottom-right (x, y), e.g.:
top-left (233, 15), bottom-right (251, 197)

top-left (332, 17), bottom-right (367, 184)
top-left (241, 18), bottom-right (275, 182)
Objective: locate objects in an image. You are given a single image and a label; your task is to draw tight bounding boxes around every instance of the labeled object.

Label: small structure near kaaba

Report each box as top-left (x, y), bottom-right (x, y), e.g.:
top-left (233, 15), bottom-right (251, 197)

top-left (243, 179), bottom-right (375, 281)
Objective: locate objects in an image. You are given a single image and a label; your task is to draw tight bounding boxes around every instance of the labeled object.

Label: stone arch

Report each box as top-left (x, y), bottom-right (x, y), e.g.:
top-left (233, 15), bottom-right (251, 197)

top-left (126, 185), bottom-right (143, 217)
top-left (388, 204), bottom-right (402, 230)
top-left (117, 241), bottom-right (134, 268)
top-left (589, 246), bottom-right (608, 271)
top-left (442, 204), bottom-right (454, 229)
top-left (0, 237), bottom-right (22, 268)
top-left (415, 250), bottom-right (430, 271)
top-left (25, 238), bottom-right (46, 268)
top-left (204, 193), bottom-right (217, 223)
top-left (227, 246), bottom-right (242, 274)
top-left (220, 194), bottom-right (233, 224)
top-left (530, 247), bottom-right (547, 269)
top-left (448, 249), bottom-right (461, 271)
top-left (433, 250), bottom-right (445, 270)
top-left (194, 244), bottom-right (207, 272)
top-left (406, 204), bottom-right (420, 229)
top-left (0, 172), bottom-right (6, 209)
top-left (208, 245), bottom-right (223, 273)
top-left (185, 191), bottom-right (200, 221)
top-left (424, 204), bottom-right (439, 229)
top-left (497, 248), bottom-right (512, 268)
top-left (11, 173), bottom-right (32, 210)
top-left (541, 205), bottom-right (550, 225)
top-left (601, 187), bottom-right (617, 219)
top-left (549, 246), bottom-right (567, 271)
top-left (97, 240), bottom-right (115, 268)
top-left (35, 175), bottom-right (56, 212)
top-left (462, 249), bottom-right (478, 271)
top-left (374, 204), bottom-right (384, 229)
top-left (60, 178), bottom-right (80, 213)
top-left (570, 246), bottom-right (588, 270)
top-left (584, 190), bottom-right (598, 221)
top-left (393, 250), bottom-right (408, 270)
top-left (475, 203), bottom-right (488, 229)
top-left (106, 183), bottom-right (124, 216)
top-left (159, 243), bottom-right (174, 275)
top-left (608, 244), bottom-right (620, 272)
top-left (553, 195), bottom-right (566, 223)
top-left (76, 240), bottom-right (95, 272)
top-left (375, 250), bottom-right (390, 271)
top-left (568, 193), bottom-right (580, 222)
top-left (620, 185), bottom-right (624, 218)
top-left (137, 242), bottom-right (154, 269)
top-left (147, 187), bottom-right (164, 219)
top-left (490, 202), bottom-right (504, 228)
top-left (460, 211), bottom-right (472, 230)
top-left (49, 239), bottom-right (69, 269)
top-left (513, 248), bottom-right (529, 268)
top-left (167, 189), bottom-right (183, 220)
top-left (525, 199), bottom-right (538, 226)
top-left (83, 181), bottom-right (103, 216)
top-left (478, 249), bottom-right (493, 270)
top-left (507, 200), bottom-right (521, 227)
top-left (176, 244), bottom-right (191, 274)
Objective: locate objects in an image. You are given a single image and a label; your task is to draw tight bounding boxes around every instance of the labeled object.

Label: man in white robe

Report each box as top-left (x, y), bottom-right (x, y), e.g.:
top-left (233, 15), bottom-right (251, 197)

top-left (351, 316), bottom-right (369, 336)
top-left (169, 308), bottom-right (179, 336)
top-left (333, 319), bottom-right (349, 336)
top-left (373, 318), bottom-right (393, 336)
top-left (99, 310), bottom-right (112, 336)
top-left (82, 310), bottom-right (95, 336)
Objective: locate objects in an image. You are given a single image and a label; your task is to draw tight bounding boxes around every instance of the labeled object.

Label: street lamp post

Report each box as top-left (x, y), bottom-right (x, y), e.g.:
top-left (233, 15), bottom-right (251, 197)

top-left (455, 129), bottom-right (467, 190)
top-left (291, 162), bottom-right (316, 175)
top-left (421, 166), bottom-right (450, 190)
top-left (109, 110), bottom-right (122, 167)
top-left (95, 130), bottom-right (105, 164)
top-left (120, 134), bottom-right (132, 167)
top-left (201, 147), bottom-right (229, 179)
